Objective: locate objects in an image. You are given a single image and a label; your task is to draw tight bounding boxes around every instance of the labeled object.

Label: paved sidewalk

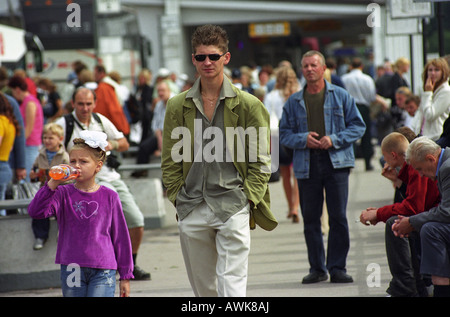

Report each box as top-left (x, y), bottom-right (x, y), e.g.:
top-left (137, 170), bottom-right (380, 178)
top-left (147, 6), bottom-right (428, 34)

top-left (1, 149), bottom-right (396, 298)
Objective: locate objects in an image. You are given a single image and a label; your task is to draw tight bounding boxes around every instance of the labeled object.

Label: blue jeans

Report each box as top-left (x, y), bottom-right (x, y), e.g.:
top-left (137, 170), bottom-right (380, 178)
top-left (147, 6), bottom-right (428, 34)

top-left (60, 265), bottom-right (116, 297)
top-left (298, 151), bottom-right (350, 275)
top-left (24, 146), bottom-right (39, 182)
top-left (0, 161), bottom-right (12, 216)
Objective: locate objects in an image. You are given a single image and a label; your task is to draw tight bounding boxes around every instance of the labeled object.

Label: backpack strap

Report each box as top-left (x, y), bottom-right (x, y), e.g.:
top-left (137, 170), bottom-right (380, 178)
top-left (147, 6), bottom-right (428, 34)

top-left (92, 112), bottom-right (103, 127)
top-left (63, 114), bottom-right (75, 149)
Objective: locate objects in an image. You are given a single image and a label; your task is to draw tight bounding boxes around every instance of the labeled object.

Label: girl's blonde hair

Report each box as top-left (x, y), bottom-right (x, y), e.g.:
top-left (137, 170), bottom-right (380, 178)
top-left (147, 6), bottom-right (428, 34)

top-left (71, 138), bottom-right (107, 163)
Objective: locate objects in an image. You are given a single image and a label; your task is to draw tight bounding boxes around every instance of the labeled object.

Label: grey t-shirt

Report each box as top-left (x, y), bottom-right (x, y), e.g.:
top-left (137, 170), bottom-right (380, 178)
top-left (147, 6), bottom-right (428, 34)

top-left (175, 79), bottom-right (248, 222)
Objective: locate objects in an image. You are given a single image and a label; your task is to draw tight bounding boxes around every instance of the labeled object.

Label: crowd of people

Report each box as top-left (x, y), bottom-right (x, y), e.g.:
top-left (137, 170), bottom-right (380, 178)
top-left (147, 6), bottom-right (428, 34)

top-left (0, 62), bottom-right (157, 291)
top-left (2, 22), bottom-right (450, 297)
top-left (357, 55), bottom-right (450, 297)
top-left (158, 41), bottom-right (450, 296)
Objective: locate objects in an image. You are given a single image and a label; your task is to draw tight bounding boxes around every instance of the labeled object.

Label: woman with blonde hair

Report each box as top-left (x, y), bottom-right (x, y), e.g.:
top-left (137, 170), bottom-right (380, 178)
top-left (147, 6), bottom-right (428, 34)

top-left (264, 66), bottom-right (301, 222)
top-left (413, 58), bottom-right (450, 141)
top-left (135, 69), bottom-right (154, 143)
top-left (390, 57), bottom-right (410, 128)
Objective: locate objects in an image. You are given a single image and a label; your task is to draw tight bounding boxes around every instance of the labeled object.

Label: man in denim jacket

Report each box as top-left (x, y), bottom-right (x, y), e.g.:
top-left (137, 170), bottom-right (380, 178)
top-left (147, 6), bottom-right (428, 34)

top-left (280, 50), bottom-right (365, 284)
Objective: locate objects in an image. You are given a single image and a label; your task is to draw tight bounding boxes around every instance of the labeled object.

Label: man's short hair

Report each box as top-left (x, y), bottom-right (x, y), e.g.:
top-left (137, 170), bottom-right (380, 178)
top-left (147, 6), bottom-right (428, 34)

top-left (191, 24), bottom-right (229, 54)
top-left (405, 94), bottom-right (421, 106)
top-left (381, 132), bottom-right (408, 156)
top-left (351, 57), bottom-right (363, 69)
top-left (395, 86), bottom-right (411, 96)
top-left (301, 50), bottom-right (326, 66)
top-left (72, 86), bottom-right (97, 102)
top-left (406, 136), bottom-right (441, 163)
top-left (395, 126), bottom-right (417, 143)
top-left (94, 64), bottom-right (107, 74)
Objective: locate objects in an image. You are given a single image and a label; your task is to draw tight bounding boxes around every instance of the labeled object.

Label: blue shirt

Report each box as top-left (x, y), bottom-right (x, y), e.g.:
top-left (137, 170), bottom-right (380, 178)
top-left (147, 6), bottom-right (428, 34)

top-left (151, 96), bottom-right (173, 132)
top-left (437, 148), bottom-right (445, 178)
top-left (46, 150), bottom-right (57, 165)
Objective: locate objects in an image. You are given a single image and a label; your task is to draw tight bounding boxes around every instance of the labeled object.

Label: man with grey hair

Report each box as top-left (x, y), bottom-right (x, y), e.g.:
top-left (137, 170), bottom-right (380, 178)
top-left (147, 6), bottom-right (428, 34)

top-left (280, 50), bottom-right (365, 284)
top-left (393, 135), bottom-right (450, 296)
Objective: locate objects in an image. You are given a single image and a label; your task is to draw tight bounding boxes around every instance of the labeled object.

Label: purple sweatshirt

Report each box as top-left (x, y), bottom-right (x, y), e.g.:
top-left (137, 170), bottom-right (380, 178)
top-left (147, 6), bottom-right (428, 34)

top-left (28, 183), bottom-right (134, 280)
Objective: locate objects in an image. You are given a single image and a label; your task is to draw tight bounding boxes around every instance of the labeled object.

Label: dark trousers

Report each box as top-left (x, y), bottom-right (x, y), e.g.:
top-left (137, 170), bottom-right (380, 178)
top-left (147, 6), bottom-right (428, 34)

top-left (385, 216), bottom-right (428, 297)
top-left (356, 104), bottom-right (374, 169)
top-left (420, 222), bottom-right (450, 278)
top-left (32, 218), bottom-right (50, 240)
top-left (136, 135), bottom-right (158, 164)
top-left (298, 151), bottom-right (350, 275)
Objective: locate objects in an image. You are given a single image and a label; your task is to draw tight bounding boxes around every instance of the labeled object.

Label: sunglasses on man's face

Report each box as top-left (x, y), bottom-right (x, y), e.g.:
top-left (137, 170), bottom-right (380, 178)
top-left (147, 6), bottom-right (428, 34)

top-left (194, 52), bottom-right (226, 62)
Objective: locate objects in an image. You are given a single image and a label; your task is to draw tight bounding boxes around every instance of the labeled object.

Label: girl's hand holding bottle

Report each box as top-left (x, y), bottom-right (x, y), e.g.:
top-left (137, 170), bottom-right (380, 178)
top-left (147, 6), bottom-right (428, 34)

top-left (49, 164), bottom-right (80, 180)
top-left (48, 164), bottom-right (80, 191)
top-left (47, 177), bottom-right (65, 191)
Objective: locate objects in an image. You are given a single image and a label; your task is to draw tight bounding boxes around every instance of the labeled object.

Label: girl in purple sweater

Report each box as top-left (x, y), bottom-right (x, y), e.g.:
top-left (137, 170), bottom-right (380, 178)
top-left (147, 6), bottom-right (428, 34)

top-left (28, 130), bottom-right (133, 297)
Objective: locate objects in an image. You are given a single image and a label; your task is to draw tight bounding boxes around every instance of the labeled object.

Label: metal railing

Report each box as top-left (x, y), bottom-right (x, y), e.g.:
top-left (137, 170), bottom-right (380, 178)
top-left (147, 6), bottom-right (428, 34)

top-left (117, 163), bottom-right (160, 171)
top-left (0, 198), bottom-right (32, 211)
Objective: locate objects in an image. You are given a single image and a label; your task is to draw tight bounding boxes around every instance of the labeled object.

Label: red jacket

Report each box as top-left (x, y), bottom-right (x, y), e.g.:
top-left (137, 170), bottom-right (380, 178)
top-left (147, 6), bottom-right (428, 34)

top-left (377, 162), bottom-right (440, 223)
top-left (95, 82), bottom-right (130, 135)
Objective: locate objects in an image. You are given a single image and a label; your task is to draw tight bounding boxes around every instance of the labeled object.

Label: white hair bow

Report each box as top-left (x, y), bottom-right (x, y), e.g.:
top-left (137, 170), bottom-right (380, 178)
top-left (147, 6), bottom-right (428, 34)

top-left (79, 130), bottom-right (108, 151)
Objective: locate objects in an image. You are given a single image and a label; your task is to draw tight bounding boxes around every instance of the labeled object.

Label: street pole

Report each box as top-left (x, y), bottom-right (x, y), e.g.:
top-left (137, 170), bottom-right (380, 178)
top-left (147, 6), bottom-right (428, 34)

top-left (436, 2), bottom-right (445, 56)
top-left (93, 0), bottom-right (99, 64)
top-left (422, 18), bottom-right (428, 65)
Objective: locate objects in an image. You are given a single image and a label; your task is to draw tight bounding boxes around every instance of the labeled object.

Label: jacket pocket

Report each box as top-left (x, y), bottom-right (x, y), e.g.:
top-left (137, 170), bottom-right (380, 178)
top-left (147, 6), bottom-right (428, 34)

top-left (331, 106), bottom-right (346, 131)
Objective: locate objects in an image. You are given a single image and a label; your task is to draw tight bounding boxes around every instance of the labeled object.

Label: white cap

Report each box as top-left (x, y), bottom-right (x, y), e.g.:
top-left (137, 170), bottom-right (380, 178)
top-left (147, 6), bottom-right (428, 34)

top-left (179, 73), bottom-right (188, 81)
top-left (157, 68), bottom-right (171, 78)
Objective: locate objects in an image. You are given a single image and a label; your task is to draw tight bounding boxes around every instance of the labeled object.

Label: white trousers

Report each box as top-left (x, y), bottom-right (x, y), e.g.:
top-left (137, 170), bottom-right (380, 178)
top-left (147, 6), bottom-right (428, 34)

top-left (178, 202), bottom-right (251, 297)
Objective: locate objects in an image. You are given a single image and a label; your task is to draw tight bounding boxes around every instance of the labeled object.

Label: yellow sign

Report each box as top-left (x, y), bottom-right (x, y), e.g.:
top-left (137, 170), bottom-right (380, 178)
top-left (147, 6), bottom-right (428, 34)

top-left (249, 22), bottom-right (290, 38)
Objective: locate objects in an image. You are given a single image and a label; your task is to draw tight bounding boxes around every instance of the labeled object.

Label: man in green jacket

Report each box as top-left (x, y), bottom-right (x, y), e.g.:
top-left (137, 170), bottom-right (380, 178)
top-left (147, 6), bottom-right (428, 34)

top-left (161, 24), bottom-right (277, 297)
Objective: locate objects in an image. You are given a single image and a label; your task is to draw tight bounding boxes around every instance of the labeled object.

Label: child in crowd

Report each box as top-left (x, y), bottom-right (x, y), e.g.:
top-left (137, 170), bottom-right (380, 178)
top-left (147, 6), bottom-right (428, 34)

top-left (405, 95), bottom-right (420, 118)
top-left (29, 123), bottom-right (70, 250)
top-left (28, 130), bottom-right (133, 297)
top-left (404, 95), bottom-right (420, 132)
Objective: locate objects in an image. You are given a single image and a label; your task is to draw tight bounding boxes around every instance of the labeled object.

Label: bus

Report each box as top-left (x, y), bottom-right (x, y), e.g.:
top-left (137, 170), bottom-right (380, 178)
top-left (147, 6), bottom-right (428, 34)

top-left (0, 23), bottom-right (44, 73)
top-left (20, 0), bottom-right (151, 102)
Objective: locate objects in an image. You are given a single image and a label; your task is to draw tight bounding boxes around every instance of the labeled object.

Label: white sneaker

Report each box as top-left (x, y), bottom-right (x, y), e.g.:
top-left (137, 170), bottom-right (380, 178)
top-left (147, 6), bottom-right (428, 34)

top-left (33, 238), bottom-right (45, 250)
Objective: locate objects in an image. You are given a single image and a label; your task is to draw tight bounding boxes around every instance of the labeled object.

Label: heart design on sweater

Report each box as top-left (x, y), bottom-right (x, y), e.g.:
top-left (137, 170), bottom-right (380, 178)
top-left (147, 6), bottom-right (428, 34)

top-left (73, 200), bottom-right (99, 219)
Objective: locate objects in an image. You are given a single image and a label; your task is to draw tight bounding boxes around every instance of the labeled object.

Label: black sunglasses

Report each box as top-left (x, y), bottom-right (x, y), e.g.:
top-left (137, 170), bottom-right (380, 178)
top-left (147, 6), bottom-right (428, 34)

top-left (194, 53), bottom-right (226, 62)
